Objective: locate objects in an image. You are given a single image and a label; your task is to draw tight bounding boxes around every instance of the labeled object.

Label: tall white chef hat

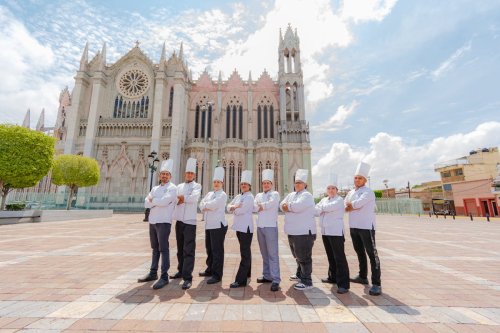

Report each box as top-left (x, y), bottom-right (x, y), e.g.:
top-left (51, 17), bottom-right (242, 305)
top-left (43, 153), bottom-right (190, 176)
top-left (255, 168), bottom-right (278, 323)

top-left (295, 169), bottom-right (309, 183)
top-left (160, 159), bottom-right (173, 174)
top-left (262, 169), bottom-right (274, 183)
top-left (213, 166), bottom-right (225, 182)
top-left (240, 170), bottom-right (252, 184)
top-left (354, 162), bottom-right (371, 179)
top-left (327, 173), bottom-right (338, 188)
top-left (185, 158), bottom-right (197, 173)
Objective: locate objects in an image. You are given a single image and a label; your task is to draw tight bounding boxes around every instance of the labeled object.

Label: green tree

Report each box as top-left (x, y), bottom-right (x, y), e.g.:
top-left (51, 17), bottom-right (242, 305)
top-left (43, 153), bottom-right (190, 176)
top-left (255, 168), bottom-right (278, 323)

top-left (374, 190), bottom-right (383, 198)
top-left (0, 125), bottom-right (55, 210)
top-left (51, 155), bottom-right (100, 210)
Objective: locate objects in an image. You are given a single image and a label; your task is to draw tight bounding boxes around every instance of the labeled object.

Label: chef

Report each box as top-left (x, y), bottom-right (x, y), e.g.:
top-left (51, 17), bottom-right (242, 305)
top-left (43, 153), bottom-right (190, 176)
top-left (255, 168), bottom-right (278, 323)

top-left (138, 159), bottom-right (177, 290)
top-left (280, 169), bottom-right (316, 291)
top-left (316, 173), bottom-right (350, 294)
top-left (198, 166), bottom-right (228, 284)
top-left (254, 169), bottom-right (281, 292)
top-left (345, 162), bottom-right (381, 296)
top-left (227, 170), bottom-right (255, 288)
top-left (171, 157), bottom-right (202, 290)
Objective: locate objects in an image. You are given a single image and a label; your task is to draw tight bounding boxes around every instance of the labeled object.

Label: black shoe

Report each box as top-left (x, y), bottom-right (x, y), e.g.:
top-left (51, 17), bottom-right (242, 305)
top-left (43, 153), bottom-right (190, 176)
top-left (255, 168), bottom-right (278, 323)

top-left (257, 277), bottom-right (272, 283)
top-left (337, 287), bottom-right (349, 294)
top-left (321, 278), bottom-right (336, 284)
top-left (270, 282), bottom-right (280, 292)
top-left (138, 273), bottom-right (158, 283)
top-left (182, 280), bottom-right (192, 290)
top-left (199, 270), bottom-right (212, 277)
top-left (350, 275), bottom-right (369, 285)
top-left (369, 285), bottom-right (382, 296)
top-left (206, 277), bottom-right (221, 284)
top-left (170, 272), bottom-right (182, 279)
top-left (230, 281), bottom-right (246, 288)
top-left (152, 278), bottom-right (169, 290)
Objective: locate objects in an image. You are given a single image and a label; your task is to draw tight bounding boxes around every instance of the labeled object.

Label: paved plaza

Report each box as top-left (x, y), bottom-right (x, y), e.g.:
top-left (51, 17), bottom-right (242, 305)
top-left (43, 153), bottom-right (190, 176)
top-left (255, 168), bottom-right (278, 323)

top-left (0, 214), bottom-right (499, 332)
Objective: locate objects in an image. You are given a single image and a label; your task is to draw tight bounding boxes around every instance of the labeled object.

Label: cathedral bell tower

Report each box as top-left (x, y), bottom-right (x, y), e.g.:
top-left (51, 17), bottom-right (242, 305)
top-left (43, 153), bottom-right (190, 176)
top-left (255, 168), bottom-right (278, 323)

top-left (278, 24), bottom-right (306, 126)
top-left (277, 25), bottom-right (312, 194)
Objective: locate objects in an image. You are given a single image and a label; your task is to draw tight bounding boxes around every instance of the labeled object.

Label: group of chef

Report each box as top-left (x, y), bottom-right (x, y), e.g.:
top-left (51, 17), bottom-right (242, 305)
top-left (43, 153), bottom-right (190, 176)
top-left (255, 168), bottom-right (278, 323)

top-left (138, 157), bottom-right (382, 296)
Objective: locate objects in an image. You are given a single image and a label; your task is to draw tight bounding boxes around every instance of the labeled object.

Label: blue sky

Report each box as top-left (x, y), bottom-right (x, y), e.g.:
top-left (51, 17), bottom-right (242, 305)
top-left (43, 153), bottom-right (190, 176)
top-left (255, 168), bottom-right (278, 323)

top-left (1, 0), bottom-right (499, 193)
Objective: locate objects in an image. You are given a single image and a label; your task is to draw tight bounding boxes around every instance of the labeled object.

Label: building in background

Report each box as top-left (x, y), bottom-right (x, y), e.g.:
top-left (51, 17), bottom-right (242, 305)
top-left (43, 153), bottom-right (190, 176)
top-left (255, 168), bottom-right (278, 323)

top-left (434, 147), bottom-right (500, 216)
top-left (11, 25), bottom-right (312, 209)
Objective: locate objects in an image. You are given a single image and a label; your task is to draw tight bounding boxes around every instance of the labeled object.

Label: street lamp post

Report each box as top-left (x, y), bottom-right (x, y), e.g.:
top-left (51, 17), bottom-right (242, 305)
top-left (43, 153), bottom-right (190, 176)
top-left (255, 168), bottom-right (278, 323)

top-left (143, 151), bottom-right (159, 222)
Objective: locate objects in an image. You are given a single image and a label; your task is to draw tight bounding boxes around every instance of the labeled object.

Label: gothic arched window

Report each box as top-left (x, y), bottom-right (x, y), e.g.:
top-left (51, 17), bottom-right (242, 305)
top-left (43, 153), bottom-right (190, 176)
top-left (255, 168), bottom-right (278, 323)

top-left (168, 87), bottom-right (174, 117)
top-left (258, 161), bottom-right (263, 193)
top-left (229, 161), bottom-right (235, 198)
top-left (225, 96), bottom-right (243, 139)
top-left (194, 105), bottom-right (200, 138)
top-left (207, 104), bottom-right (212, 138)
top-left (257, 105), bottom-right (262, 139)
top-left (257, 95), bottom-right (274, 139)
top-left (274, 161), bottom-right (279, 191)
top-left (237, 162), bottom-right (243, 192)
top-left (238, 106), bottom-right (243, 140)
top-left (226, 106), bottom-right (231, 139)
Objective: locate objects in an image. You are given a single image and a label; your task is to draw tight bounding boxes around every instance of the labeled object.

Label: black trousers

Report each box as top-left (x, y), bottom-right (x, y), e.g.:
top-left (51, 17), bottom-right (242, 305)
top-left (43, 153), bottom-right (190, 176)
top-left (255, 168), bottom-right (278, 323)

top-left (175, 221), bottom-right (197, 281)
top-left (204, 223), bottom-right (228, 280)
top-left (149, 223), bottom-right (171, 280)
top-left (322, 235), bottom-right (350, 289)
top-left (235, 228), bottom-right (253, 284)
top-left (350, 228), bottom-right (381, 286)
top-left (288, 233), bottom-right (316, 286)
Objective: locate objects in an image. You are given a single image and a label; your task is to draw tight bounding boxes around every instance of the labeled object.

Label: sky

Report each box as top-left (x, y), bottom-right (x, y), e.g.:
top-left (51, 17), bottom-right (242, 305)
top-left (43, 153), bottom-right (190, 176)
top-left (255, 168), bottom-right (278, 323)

top-left (1, 0), bottom-right (500, 194)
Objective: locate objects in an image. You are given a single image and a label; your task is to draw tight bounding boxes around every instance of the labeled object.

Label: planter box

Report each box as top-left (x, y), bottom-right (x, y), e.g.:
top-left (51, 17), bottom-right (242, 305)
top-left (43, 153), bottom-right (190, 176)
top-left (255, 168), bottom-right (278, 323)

top-left (0, 210), bottom-right (113, 225)
top-left (0, 210), bottom-right (42, 225)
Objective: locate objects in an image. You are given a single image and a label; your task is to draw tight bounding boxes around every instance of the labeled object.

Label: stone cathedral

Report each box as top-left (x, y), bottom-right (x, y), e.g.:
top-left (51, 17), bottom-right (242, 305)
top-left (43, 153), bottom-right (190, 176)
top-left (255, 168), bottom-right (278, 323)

top-left (52, 25), bottom-right (311, 204)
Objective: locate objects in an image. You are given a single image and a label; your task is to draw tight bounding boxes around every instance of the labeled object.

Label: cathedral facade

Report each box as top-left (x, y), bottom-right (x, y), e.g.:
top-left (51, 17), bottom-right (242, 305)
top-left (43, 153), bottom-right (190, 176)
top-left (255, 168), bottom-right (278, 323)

top-left (53, 25), bottom-right (311, 204)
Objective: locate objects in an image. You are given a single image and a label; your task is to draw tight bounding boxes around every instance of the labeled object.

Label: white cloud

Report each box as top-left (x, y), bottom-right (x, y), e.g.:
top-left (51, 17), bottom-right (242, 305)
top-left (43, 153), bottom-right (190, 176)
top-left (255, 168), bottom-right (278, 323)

top-left (431, 40), bottom-right (472, 80)
top-left (312, 121), bottom-right (500, 195)
top-left (341, 0), bottom-right (398, 23)
top-left (311, 101), bottom-right (358, 131)
top-left (0, 7), bottom-right (58, 126)
top-left (211, 0), bottom-right (397, 110)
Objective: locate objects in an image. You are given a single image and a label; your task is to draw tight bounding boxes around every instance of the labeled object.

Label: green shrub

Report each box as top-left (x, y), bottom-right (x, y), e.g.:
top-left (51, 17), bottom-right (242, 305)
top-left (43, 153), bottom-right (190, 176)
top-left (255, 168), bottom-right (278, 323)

top-left (6, 202), bottom-right (26, 211)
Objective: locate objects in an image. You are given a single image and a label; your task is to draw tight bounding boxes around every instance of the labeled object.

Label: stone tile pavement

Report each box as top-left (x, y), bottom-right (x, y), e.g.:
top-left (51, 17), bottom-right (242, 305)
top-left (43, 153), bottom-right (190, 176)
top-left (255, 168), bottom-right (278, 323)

top-left (0, 213), bottom-right (499, 332)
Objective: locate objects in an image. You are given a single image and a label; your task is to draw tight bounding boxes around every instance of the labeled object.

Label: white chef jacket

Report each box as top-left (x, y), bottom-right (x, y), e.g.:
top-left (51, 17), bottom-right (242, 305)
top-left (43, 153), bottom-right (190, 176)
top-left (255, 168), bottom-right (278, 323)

top-left (315, 195), bottom-right (345, 236)
top-left (280, 190), bottom-right (316, 235)
top-left (144, 182), bottom-right (177, 224)
top-left (345, 186), bottom-right (376, 230)
top-left (227, 192), bottom-right (255, 233)
top-left (254, 190), bottom-right (280, 228)
top-left (173, 181), bottom-right (201, 225)
top-left (199, 189), bottom-right (228, 230)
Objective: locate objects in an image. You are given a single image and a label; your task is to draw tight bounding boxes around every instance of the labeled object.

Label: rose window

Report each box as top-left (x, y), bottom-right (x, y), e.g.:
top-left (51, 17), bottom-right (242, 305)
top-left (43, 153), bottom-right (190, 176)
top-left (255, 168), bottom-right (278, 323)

top-left (118, 69), bottom-right (149, 98)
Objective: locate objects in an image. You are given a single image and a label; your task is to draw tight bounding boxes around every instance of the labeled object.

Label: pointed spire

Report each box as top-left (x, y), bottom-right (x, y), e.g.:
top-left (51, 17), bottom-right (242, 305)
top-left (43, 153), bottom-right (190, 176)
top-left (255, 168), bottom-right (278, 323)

top-left (160, 42), bottom-right (166, 62)
top-left (22, 109), bottom-right (30, 128)
top-left (189, 69), bottom-right (193, 81)
top-left (36, 109), bottom-right (45, 132)
top-left (98, 42), bottom-right (106, 70)
top-left (79, 42), bottom-right (89, 71)
top-left (179, 42), bottom-right (184, 60)
top-left (159, 42), bottom-right (166, 70)
top-left (218, 70), bottom-right (222, 83)
top-left (248, 71), bottom-right (252, 83)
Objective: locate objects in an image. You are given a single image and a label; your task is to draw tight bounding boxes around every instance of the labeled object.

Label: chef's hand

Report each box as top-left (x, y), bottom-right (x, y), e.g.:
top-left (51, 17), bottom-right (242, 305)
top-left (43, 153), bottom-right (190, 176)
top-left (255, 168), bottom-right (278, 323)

top-left (177, 195), bottom-right (184, 205)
